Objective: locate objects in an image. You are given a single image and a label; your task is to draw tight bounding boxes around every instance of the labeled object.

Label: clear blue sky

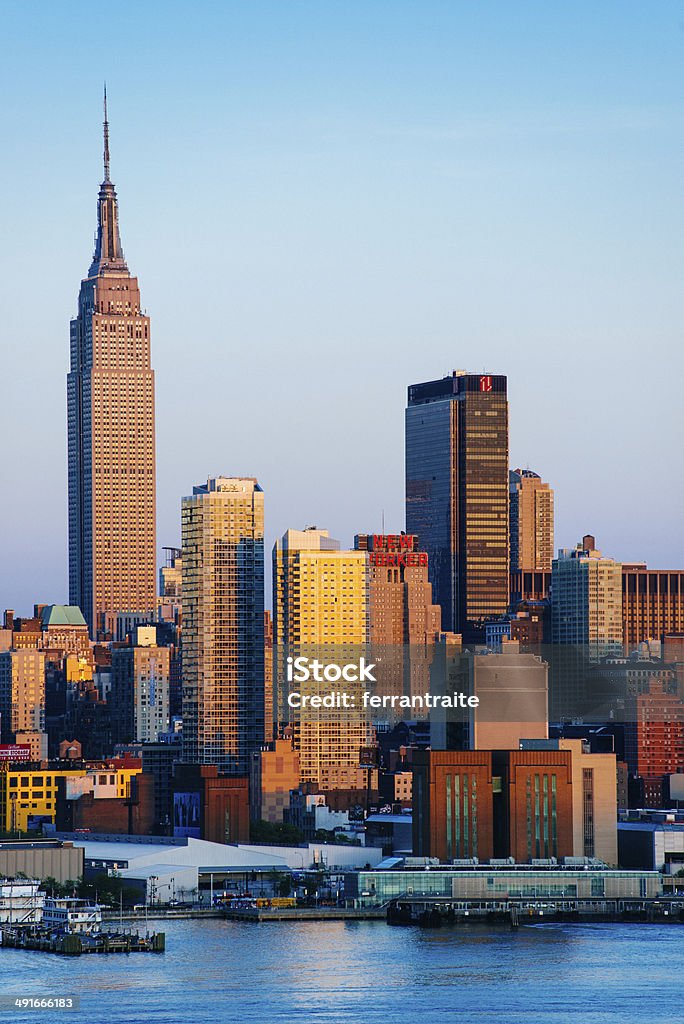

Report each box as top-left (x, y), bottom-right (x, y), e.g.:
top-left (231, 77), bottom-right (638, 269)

top-left (1, 1), bottom-right (682, 613)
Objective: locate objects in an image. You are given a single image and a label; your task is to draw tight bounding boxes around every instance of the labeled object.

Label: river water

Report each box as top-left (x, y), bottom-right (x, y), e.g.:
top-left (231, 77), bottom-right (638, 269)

top-left (1, 919), bottom-right (681, 1023)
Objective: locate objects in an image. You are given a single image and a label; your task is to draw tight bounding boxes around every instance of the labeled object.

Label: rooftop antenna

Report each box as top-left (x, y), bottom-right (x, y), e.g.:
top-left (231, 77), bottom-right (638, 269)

top-left (103, 83), bottom-right (111, 182)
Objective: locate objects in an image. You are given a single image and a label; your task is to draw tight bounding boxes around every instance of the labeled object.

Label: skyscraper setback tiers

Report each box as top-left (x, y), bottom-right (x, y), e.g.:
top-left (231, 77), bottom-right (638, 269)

top-left (67, 95), bottom-right (156, 639)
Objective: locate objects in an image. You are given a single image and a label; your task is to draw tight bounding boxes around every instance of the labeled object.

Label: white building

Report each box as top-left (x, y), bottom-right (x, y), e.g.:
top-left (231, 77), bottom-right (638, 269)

top-left (64, 834), bottom-right (383, 902)
top-left (0, 880), bottom-right (44, 924)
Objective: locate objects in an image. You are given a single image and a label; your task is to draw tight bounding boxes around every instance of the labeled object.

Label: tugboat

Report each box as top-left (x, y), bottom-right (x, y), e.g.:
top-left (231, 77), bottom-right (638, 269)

top-left (41, 897), bottom-right (102, 934)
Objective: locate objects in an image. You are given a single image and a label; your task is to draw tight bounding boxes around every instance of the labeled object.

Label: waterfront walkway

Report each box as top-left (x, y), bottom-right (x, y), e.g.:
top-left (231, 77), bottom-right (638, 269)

top-left (222, 906), bottom-right (387, 922)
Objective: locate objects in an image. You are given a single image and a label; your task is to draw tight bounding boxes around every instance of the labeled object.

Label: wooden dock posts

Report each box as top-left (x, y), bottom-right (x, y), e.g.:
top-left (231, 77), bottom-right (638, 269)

top-left (1, 925), bottom-right (165, 955)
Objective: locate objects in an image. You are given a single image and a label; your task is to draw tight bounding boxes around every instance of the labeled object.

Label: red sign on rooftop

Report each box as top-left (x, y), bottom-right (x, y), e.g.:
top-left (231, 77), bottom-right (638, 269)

top-left (367, 534), bottom-right (428, 568)
top-left (369, 534), bottom-right (418, 552)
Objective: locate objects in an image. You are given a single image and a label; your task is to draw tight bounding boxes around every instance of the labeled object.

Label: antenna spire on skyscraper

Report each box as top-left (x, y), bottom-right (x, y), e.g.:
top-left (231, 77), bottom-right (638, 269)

top-left (103, 83), bottom-right (111, 182)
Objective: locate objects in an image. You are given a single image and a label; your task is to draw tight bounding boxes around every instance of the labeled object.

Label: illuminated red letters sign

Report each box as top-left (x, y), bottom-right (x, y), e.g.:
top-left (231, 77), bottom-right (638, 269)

top-left (371, 534), bottom-right (416, 552)
top-left (370, 551), bottom-right (428, 567)
top-left (367, 534), bottom-right (428, 567)
top-left (479, 375), bottom-right (493, 392)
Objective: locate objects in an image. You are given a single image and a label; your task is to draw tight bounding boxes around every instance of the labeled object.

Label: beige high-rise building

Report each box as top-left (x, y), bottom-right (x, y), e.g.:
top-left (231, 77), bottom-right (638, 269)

top-left (509, 469), bottom-right (554, 573)
top-left (469, 649), bottom-right (549, 751)
top-left (354, 534), bottom-right (441, 646)
top-left (250, 735), bottom-right (300, 823)
top-left (264, 610), bottom-right (274, 744)
top-left (558, 738), bottom-right (618, 865)
top-left (111, 627), bottom-right (170, 744)
top-left (552, 535), bottom-right (623, 654)
top-left (0, 650), bottom-right (48, 760)
top-left (182, 477), bottom-right (265, 774)
top-left (68, 94), bottom-right (156, 639)
top-left (354, 532), bottom-right (442, 701)
top-left (273, 528), bottom-right (372, 790)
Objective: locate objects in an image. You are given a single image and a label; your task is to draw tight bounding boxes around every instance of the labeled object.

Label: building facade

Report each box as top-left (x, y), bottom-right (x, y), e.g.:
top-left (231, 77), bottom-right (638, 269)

top-left (551, 536), bottom-right (623, 654)
top-left (172, 764), bottom-right (250, 844)
top-left (509, 469), bottom-right (554, 574)
top-left (625, 681), bottom-right (684, 807)
top-left (406, 371), bottom-right (509, 640)
top-left (557, 738), bottom-right (618, 865)
top-left (346, 865), bottom-right (661, 902)
top-left (0, 758), bottom-right (142, 833)
top-left (250, 737), bottom-right (300, 823)
top-left (273, 527), bottom-right (372, 790)
top-left (0, 650), bottom-right (47, 760)
top-left (158, 547), bottom-right (183, 626)
top-left (355, 532), bottom-right (442, 702)
top-left (0, 840), bottom-right (84, 886)
top-left (468, 650), bottom-right (549, 751)
top-left (509, 570), bottom-right (552, 606)
top-left (67, 97), bottom-right (156, 639)
top-left (413, 742), bottom-right (617, 864)
top-left (110, 627), bottom-right (170, 744)
top-left (412, 750), bottom-right (495, 861)
top-left (264, 610), bottom-right (274, 744)
top-left (354, 533), bottom-right (441, 645)
top-left (622, 566), bottom-right (684, 647)
top-left (181, 477), bottom-right (265, 774)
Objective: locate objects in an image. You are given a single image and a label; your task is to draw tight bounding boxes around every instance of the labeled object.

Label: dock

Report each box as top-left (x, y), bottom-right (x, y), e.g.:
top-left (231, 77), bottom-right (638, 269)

top-left (101, 908), bottom-right (223, 922)
top-left (223, 906), bottom-right (386, 922)
top-left (387, 896), bottom-right (684, 927)
top-left (1, 925), bottom-right (165, 955)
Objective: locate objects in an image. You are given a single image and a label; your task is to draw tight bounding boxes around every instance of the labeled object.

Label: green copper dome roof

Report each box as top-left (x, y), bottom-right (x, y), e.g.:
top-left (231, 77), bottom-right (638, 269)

top-left (40, 605), bottom-right (88, 628)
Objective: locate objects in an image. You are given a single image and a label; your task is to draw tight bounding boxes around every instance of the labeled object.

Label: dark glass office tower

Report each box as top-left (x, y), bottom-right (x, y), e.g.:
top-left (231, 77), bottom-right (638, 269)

top-left (406, 371), bottom-right (509, 641)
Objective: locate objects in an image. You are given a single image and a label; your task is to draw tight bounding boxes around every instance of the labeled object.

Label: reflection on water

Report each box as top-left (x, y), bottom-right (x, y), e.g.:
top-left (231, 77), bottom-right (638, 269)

top-left (0, 920), bottom-right (679, 1024)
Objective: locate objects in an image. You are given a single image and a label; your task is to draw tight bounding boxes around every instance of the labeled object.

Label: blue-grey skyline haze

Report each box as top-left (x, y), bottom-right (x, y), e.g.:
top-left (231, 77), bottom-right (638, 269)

top-left (0, 1), bottom-right (682, 613)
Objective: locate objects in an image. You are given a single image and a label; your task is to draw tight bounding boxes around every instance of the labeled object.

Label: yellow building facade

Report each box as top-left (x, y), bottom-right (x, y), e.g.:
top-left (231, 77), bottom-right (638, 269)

top-left (274, 528), bottom-right (373, 790)
top-left (0, 762), bottom-right (142, 834)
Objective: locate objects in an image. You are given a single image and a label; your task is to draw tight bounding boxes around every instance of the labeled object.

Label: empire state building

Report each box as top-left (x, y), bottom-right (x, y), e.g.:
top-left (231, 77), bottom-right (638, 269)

top-left (68, 95), bottom-right (156, 639)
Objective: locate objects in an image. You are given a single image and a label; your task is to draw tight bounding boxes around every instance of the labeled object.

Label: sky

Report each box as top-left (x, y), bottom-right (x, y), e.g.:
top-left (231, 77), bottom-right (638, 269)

top-left (0, 1), bottom-right (682, 614)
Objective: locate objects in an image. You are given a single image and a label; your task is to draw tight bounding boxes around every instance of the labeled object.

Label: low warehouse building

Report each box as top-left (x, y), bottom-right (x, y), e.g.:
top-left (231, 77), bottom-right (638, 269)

top-left (0, 839), bottom-right (83, 884)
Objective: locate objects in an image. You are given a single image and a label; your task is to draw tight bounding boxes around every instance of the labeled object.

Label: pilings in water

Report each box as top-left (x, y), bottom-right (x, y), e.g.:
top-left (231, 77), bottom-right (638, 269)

top-left (1, 926), bottom-right (165, 955)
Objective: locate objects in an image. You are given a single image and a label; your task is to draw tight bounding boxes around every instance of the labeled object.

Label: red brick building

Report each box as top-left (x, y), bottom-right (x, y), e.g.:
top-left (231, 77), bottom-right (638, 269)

top-left (625, 681), bottom-right (684, 806)
top-left (622, 567), bottom-right (684, 646)
top-left (172, 765), bottom-right (249, 844)
top-left (413, 748), bottom-right (575, 862)
top-left (56, 772), bottom-right (156, 835)
top-left (504, 749), bottom-right (574, 861)
top-left (412, 750), bottom-right (495, 861)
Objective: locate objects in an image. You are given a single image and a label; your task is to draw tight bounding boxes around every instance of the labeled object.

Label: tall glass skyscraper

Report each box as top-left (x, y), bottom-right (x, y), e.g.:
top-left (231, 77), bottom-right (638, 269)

top-left (181, 477), bottom-right (265, 774)
top-left (67, 95), bottom-right (156, 639)
top-left (406, 371), bottom-right (509, 641)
